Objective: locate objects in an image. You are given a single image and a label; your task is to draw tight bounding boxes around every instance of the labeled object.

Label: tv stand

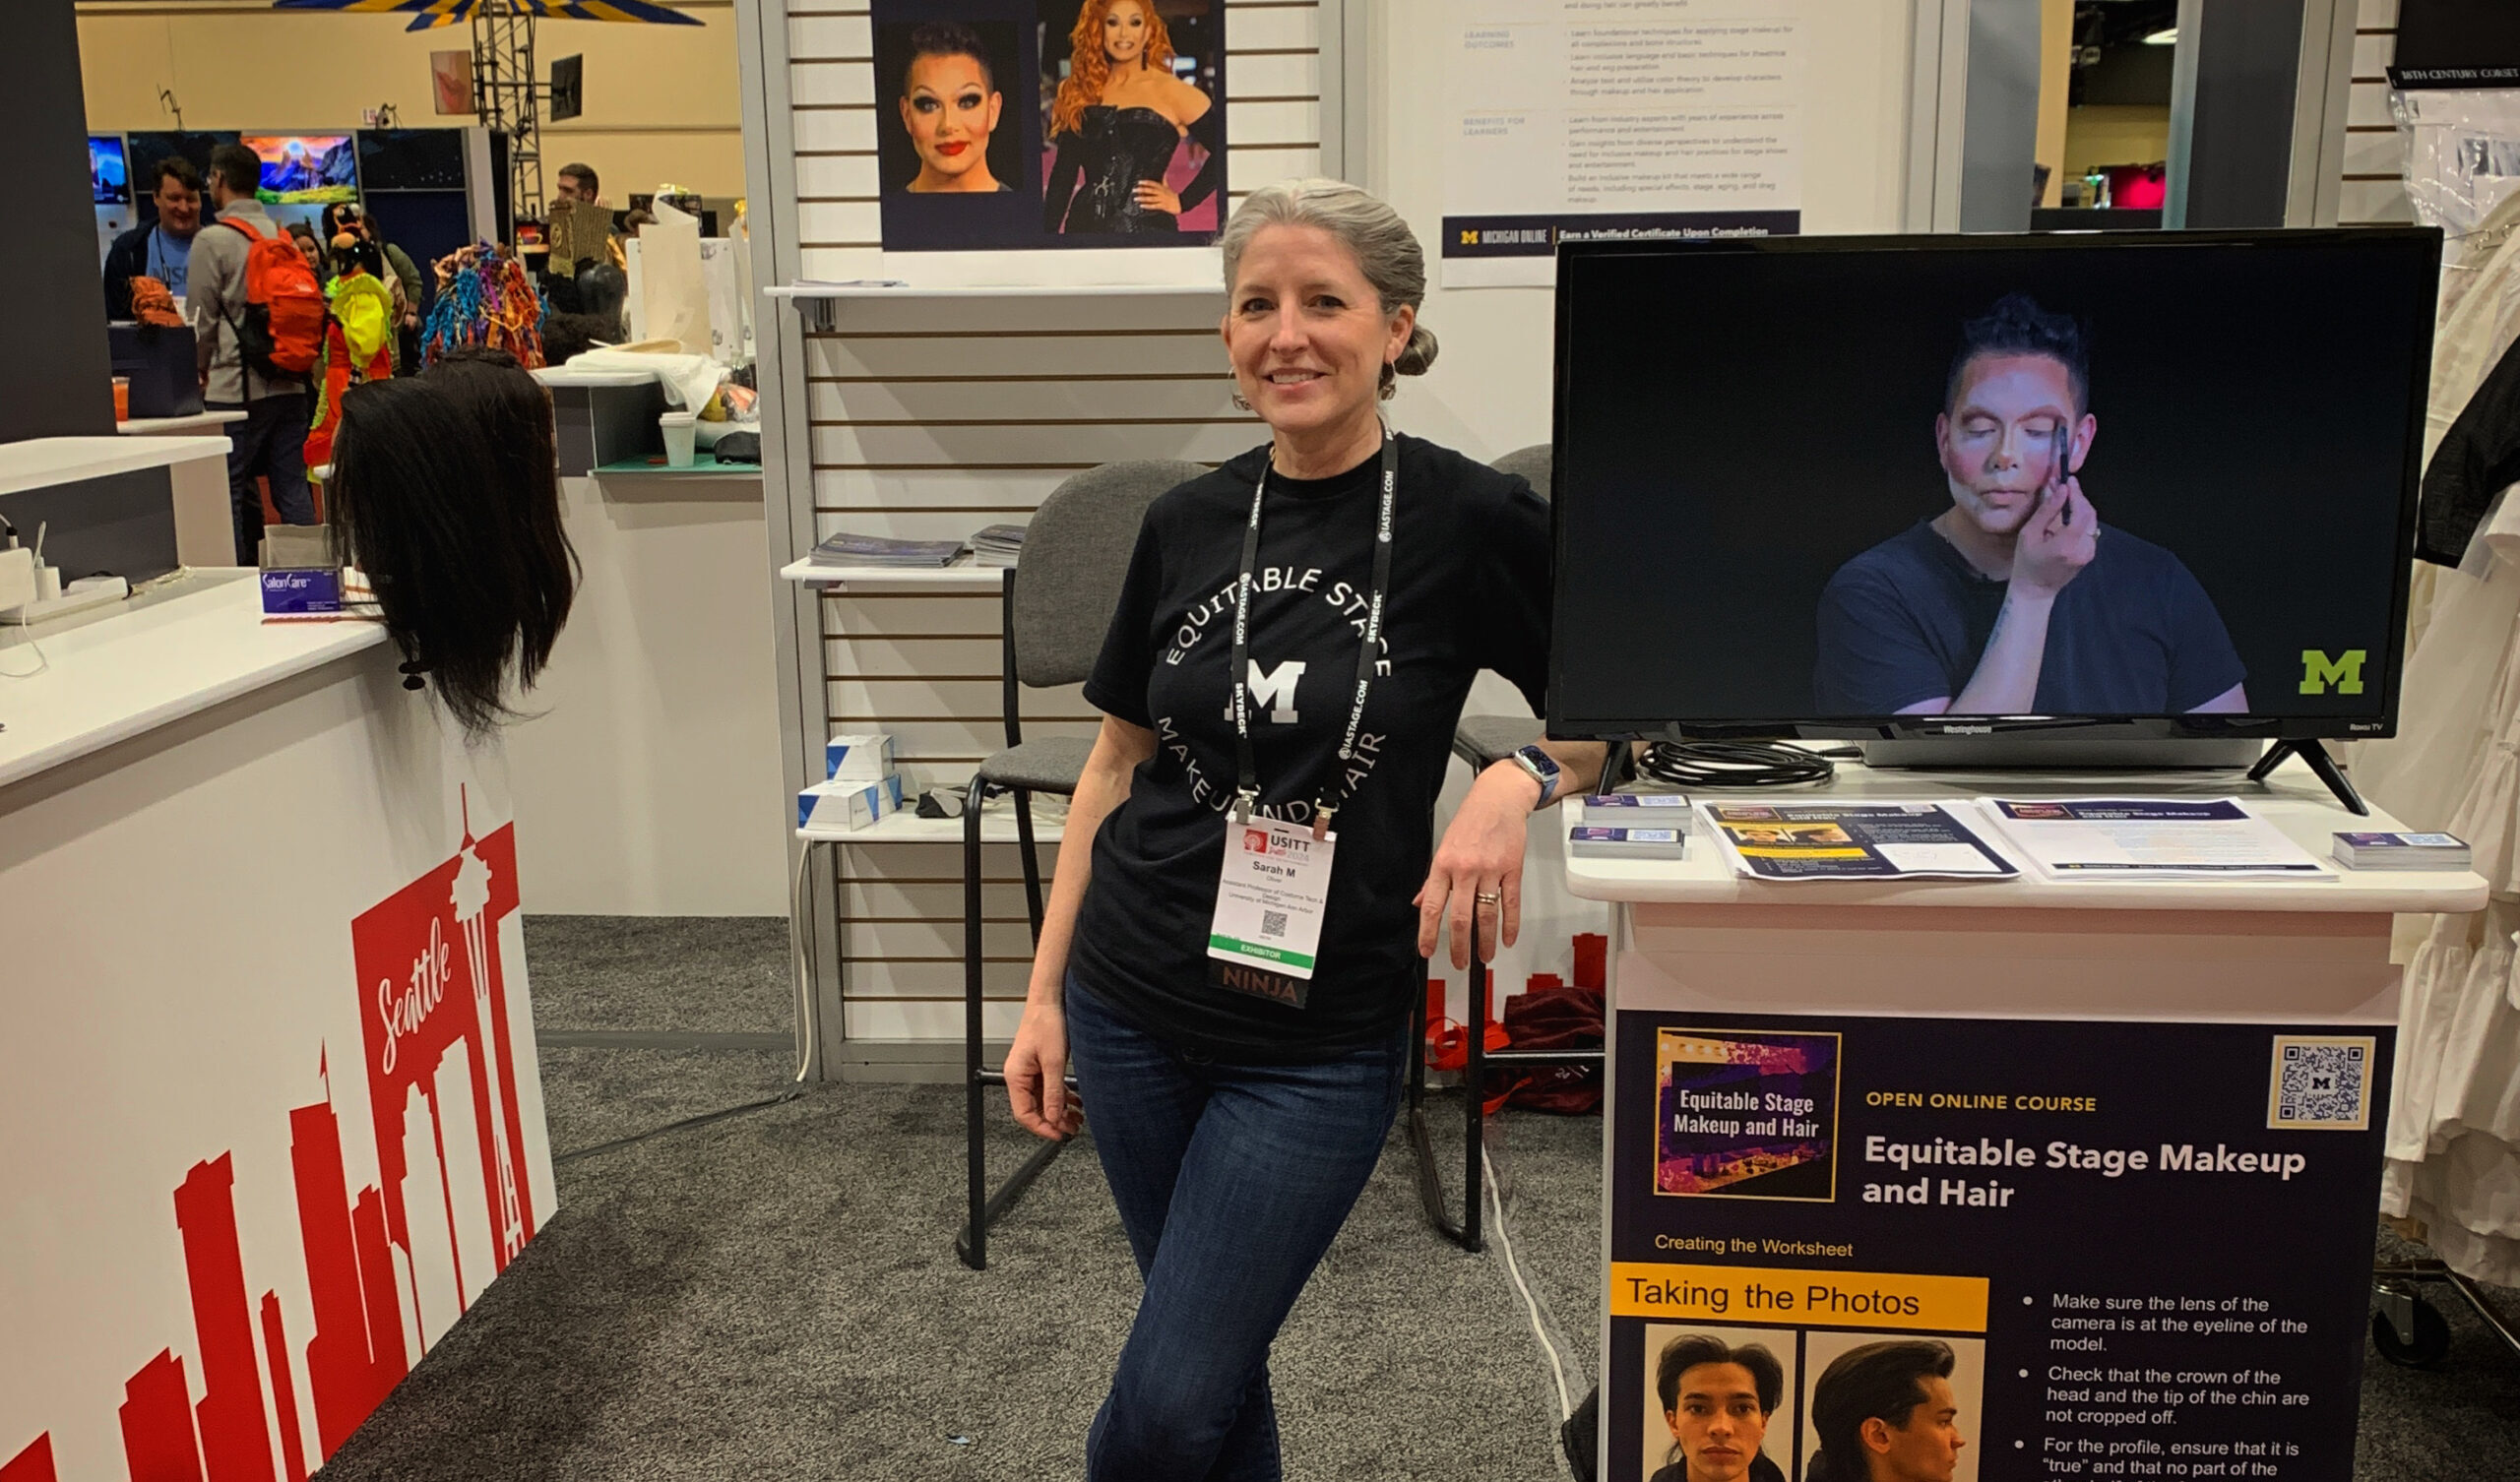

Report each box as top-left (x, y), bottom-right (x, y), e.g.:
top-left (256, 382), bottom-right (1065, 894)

top-left (2249, 738), bottom-right (2367, 817)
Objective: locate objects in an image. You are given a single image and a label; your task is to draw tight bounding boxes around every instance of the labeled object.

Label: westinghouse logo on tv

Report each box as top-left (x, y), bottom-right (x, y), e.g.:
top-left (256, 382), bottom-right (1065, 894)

top-left (1655, 1028), bottom-right (1842, 1203)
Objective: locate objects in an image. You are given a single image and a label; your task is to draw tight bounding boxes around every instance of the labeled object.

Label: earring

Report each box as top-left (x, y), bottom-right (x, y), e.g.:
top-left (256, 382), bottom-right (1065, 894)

top-left (1230, 389), bottom-right (1252, 411)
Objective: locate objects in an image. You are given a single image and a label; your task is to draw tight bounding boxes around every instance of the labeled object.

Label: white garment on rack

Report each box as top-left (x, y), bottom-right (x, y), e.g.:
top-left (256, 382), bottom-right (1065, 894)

top-left (2360, 193), bottom-right (2520, 1284)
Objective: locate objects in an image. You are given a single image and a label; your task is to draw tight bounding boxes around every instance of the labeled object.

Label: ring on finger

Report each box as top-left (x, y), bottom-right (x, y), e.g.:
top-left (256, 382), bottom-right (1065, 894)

top-left (1475, 890), bottom-right (1501, 906)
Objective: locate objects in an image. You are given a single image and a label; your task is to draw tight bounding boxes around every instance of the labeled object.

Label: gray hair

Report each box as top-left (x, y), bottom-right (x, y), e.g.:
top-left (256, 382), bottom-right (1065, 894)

top-left (1219, 178), bottom-right (1437, 398)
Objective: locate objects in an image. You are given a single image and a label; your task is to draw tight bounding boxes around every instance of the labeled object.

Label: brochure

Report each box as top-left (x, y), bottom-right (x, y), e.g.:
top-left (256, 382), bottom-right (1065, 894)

top-left (807, 531), bottom-right (968, 568)
top-left (1699, 802), bottom-right (2018, 882)
top-left (1979, 798), bottom-right (2329, 879)
top-left (2333, 831), bottom-right (2472, 871)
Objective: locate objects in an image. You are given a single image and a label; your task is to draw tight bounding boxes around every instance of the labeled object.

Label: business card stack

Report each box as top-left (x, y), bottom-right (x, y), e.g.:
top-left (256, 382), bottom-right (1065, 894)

top-left (797, 731), bottom-right (904, 832)
top-left (1580, 792), bottom-right (1693, 831)
top-left (1570, 826), bottom-right (1688, 860)
top-left (1569, 794), bottom-right (1692, 860)
top-left (2331, 831), bottom-right (2471, 871)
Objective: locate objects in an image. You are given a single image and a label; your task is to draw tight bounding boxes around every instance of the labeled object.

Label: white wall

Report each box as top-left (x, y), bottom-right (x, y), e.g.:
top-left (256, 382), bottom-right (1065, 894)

top-left (506, 471), bottom-right (791, 916)
top-left (1366, 0), bottom-right (1919, 463)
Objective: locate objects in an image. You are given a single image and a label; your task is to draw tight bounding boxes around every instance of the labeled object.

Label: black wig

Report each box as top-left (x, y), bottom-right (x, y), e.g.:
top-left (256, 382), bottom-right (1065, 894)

top-left (328, 358), bottom-right (576, 733)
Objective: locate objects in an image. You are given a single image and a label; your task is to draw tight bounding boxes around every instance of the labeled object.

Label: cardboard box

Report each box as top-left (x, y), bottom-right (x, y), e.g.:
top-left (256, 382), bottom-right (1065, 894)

top-left (797, 773), bottom-right (906, 833)
top-left (825, 731), bottom-right (897, 781)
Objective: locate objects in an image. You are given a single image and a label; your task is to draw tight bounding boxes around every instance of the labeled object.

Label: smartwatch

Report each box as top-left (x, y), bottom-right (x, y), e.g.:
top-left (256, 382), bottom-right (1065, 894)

top-left (1507, 744), bottom-right (1561, 808)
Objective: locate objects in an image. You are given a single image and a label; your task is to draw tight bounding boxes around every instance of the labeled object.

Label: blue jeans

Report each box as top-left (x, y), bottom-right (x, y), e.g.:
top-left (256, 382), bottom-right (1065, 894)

top-left (1064, 973), bottom-right (1408, 1482)
top-left (208, 396), bottom-right (314, 564)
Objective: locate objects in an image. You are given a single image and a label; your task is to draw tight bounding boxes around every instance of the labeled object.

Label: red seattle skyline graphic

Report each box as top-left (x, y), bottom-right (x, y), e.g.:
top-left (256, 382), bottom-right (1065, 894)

top-left (4, 820), bottom-right (536, 1482)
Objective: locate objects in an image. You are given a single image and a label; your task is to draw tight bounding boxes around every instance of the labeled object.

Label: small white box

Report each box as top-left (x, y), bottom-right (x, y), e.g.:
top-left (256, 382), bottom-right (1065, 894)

top-left (798, 773), bottom-right (906, 832)
top-left (825, 732), bottom-right (897, 781)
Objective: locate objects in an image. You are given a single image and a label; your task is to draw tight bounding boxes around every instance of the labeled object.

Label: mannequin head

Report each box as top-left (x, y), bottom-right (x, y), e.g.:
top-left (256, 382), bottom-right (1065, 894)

top-left (328, 356), bottom-right (576, 733)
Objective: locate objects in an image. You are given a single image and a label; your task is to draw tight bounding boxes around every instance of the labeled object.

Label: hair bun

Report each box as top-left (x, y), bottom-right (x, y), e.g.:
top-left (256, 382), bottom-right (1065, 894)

top-left (1395, 324), bottom-right (1438, 377)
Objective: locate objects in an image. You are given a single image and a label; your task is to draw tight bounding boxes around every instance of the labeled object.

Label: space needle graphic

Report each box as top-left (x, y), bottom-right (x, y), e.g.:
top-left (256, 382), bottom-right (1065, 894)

top-left (451, 793), bottom-right (527, 1263)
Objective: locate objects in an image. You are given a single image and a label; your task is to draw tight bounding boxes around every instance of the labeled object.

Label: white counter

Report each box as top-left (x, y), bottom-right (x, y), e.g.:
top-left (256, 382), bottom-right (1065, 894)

top-left (0, 571), bottom-right (385, 790)
top-left (2, 560), bottom-right (553, 1480)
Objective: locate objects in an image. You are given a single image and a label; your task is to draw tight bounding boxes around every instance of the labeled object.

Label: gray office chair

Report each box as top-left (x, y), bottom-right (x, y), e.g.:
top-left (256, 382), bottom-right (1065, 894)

top-left (1452, 444), bottom-right (1553, 774)
top-left (1407, 441), bottom-right (1606, 1252)
top-left (959, 458), bottom-right (1204, 1270)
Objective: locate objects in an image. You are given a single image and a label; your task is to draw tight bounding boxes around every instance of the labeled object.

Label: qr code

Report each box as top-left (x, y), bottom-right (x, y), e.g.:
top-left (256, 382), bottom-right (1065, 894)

top-left (1260, 909), bottom-right (1290, 939)
top-left (2267, 1035), bottom-right (2376, 1131)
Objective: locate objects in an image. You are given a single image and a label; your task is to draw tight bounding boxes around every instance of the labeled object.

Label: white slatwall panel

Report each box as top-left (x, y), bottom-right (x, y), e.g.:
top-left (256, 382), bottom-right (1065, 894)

top-left (2343, 0), bottom-right (2411, 226)
top-left (783, 0), bottom-right (1323, 1041)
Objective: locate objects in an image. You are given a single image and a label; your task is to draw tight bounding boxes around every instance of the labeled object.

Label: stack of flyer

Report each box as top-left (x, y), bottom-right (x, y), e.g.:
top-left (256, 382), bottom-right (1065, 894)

top-left (969, 523), bottom-right (1027, 568)
top-left (1701, 802), bottom-right (2017, 881)
top-left (796, 731), bottom-right (905, 832)
top-left (1569, 792), bottom-right (1692, 860)
top-left (806, 530), bottom-right (966, 569)
top-left (2332, 831), bottom-right (2471, 871)
top-left (1977, 798), bottom-right (2328, 879)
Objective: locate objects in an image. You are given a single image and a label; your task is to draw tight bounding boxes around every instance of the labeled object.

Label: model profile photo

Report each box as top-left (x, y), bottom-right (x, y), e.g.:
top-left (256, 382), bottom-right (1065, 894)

top-left (1804, 1339), bottom-right (1971, 1482)
top-left (893, 21), bottom-right (1013, 194)
top-left (1041, 0), bottom-right (1221, 235)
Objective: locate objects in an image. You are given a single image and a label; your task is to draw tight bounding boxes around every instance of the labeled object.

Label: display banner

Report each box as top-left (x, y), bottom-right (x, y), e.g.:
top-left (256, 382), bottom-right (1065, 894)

top-left (1606, 1012), bottom-right (2389, 1482)
top-left (1440, 0), bottom-right (1803, 288)
top-left (872, 0), bottom-right (1227, 251)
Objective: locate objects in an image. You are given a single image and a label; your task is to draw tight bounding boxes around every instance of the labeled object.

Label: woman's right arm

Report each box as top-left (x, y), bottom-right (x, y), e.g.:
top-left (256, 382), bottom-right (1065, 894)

top-left (1003, 712), bottom-right (1158, 1138)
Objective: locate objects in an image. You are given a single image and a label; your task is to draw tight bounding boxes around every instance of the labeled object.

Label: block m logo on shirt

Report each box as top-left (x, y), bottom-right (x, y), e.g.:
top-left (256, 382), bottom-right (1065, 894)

top-left (1226, 659), bottom-right (1307, 724)
top-left (2300, 649), bottom-right (2367, 696)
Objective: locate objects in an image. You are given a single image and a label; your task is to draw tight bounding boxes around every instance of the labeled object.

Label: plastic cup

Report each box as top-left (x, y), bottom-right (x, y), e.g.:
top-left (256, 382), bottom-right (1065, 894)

top-left (112, 376), bottom-right (130, 422)
top-left (661, 409), bottom-right (698, 468)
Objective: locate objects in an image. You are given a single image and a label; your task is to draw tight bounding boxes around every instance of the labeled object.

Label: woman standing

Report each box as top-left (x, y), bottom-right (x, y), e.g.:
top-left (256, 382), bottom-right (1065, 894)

top-left (1042, 0), bottom-right (1220, 234)
top-left (895, 22), bottom-right (1011, 194)
top-left (1003, 178), bottom-right (1602, 1479)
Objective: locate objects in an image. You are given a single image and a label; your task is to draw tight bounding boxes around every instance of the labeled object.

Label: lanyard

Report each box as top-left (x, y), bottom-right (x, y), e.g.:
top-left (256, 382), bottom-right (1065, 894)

top-left (1228, 428), bottom-right (1398, 835)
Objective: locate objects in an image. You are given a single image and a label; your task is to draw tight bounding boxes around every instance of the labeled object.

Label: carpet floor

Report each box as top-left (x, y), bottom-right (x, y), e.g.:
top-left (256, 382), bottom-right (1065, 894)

top-left (308, 917), bottom-right (2520, 1479)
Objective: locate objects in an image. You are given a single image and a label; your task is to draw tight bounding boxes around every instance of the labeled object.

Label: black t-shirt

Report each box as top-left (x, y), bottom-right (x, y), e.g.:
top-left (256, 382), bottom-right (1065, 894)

top-left (1073, 435), bottom-right (1552, 1062)
top-left (1812, 519), bottom-right (2246, 715)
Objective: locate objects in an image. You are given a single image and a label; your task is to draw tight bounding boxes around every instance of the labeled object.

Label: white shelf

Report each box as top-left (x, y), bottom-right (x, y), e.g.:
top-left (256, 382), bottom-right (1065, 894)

top-left (766, 282), bottom-right (1222, 300)
top-left (118, 410), bottom-right (247, 437)
top-left (780, 557), bottom-right (1008, 591)
top-left (798, 806), bottom-right (1064, 845)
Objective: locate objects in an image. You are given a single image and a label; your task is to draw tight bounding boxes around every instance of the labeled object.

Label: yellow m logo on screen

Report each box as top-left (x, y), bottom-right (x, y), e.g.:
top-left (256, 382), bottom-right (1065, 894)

top-left (1460, 228), bottom-right (1480, 245)
top-left (2300, 649), bottom-right (2367, 695)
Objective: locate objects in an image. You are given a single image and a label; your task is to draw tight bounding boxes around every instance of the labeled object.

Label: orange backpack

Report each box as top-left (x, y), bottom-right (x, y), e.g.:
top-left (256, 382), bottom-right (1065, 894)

top-left (215, 216), bottom-right (325, 379)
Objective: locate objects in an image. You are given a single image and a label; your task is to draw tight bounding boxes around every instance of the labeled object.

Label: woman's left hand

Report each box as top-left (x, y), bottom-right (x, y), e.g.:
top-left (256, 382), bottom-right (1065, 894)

top-left (1135, 180), bottom-right (1183, 215)
top-left (1417, 764), bottom-right (1539, 969)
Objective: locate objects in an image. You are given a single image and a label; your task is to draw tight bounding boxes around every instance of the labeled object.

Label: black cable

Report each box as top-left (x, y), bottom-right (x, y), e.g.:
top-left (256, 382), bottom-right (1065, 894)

top-left (1637, 739), bottom-right (1836, 789)
top-left (553, 1088), bottom-right (806, 1165)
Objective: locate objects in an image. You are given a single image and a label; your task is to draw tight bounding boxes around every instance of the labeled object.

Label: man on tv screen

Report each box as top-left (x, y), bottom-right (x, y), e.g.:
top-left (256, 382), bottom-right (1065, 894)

top-left (1812, 293), bottom-right (2247, 717)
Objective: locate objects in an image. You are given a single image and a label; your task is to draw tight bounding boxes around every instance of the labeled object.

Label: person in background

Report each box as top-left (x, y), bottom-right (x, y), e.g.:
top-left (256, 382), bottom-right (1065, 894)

top-left (553, 161), bottom-right (601, 208)
top-left (285, 220), bottom-right (324, 276)
top-left (191, 143), bottom-right (316, 565)
top-left (325, 203), bottom-right (424, 371)
top-left (102, 155), bottom-right (204, 319)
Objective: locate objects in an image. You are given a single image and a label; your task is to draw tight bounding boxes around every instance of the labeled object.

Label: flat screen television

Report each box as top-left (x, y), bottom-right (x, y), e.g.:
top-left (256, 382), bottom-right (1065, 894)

top-left (126, 131), bottom-right (238, 224)
top-left (90, 135), bottom-right (128, 205)
top-left (1546, 229), bottom-right (2441, 768)
top-left (240, 133), bottom-right (359, 203)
